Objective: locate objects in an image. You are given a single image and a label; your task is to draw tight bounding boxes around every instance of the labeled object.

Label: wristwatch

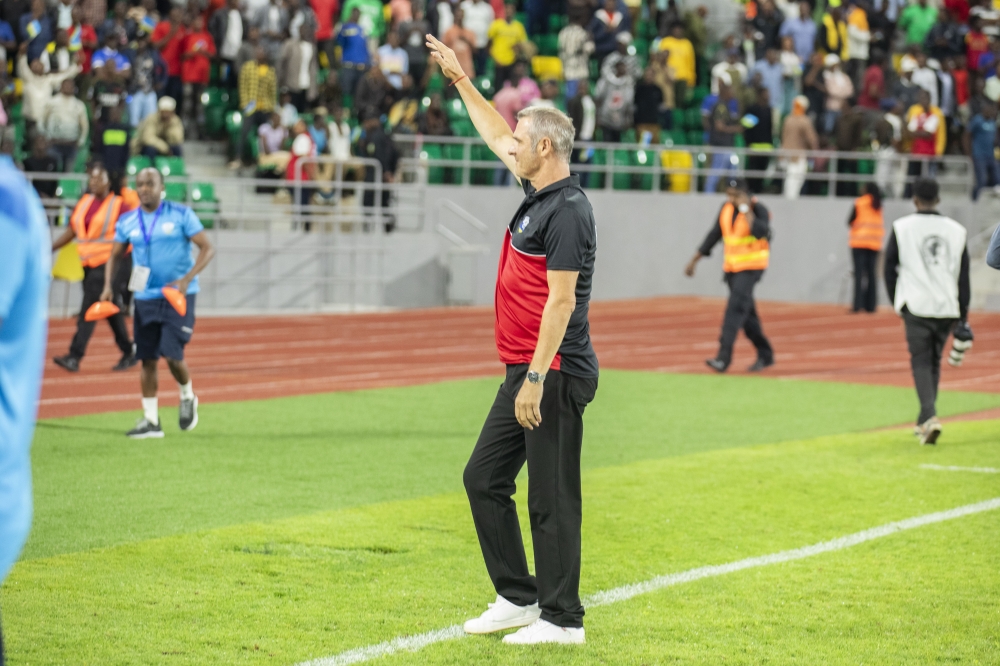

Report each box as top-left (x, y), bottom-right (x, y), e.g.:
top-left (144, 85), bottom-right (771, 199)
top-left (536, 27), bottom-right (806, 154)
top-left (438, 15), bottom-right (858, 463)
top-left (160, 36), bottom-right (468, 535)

top-left (527, 371), bottom-right (545, 384)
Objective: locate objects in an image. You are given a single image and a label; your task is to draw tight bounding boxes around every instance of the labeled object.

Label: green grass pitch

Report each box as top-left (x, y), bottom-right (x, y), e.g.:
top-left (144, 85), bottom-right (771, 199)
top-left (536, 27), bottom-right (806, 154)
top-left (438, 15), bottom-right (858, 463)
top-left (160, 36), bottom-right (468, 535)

top-left (4, 369), bottom-right (1000, 664)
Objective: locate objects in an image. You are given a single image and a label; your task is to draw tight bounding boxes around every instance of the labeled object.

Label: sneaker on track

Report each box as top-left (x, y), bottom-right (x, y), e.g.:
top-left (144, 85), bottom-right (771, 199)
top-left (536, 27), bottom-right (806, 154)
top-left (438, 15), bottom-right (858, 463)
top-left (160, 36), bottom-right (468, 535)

top-left (917, 417), bottom-right (942, 445)
top-left (747, 357), bottom-right (774, 372)
top-left (179, 396), bottom-right (198, 431)
top-left (463, 595), bottom-right (540, 634)
top-left (53, 355), bottom-right (80, 372)
top-left (502, 619), bottom-right (585, 645)
top-left (112, 352), bottom-right (139, 372)
top-left (705, 358), bottom-right (728, 373)
top-left (127, 418), bottom-right (164, 439)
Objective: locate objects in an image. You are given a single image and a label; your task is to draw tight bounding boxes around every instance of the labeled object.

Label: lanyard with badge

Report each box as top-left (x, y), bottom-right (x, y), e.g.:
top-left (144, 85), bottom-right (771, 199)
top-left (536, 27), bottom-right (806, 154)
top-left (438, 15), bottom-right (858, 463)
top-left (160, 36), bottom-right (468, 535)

top-left (128, 205), bottom-right (161, 292)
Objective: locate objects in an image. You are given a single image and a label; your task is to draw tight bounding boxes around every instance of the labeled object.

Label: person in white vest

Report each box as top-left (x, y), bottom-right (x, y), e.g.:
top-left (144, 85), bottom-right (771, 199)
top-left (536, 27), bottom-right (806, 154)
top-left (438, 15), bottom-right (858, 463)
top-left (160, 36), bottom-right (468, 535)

top-left (883, 178), bottom-right (971, 445)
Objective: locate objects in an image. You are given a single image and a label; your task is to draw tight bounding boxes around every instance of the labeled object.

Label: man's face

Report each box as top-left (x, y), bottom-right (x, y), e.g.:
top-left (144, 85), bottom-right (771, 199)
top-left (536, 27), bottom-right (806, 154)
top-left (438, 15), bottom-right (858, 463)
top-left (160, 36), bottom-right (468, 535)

top-left (726, 186), bottom-right (748, 206)
top-left (387, 30), bottom-right (400, 47)
top-left (159, 109), bottom-right (174, 123)
top-left (505, 4), bottom-right (516, 20)
top-left (509, 117), bottom-right (542, 180)
top-left (29, 60), bottom-right (44, 76)
top-left (60, 79), bottom-right (74, 96)
top-left (88, 167), bottom-right (109, 194)
top-left (766, 48), bottom-right (779, 64)
top-left (136, 170), bottom-right (163, 208)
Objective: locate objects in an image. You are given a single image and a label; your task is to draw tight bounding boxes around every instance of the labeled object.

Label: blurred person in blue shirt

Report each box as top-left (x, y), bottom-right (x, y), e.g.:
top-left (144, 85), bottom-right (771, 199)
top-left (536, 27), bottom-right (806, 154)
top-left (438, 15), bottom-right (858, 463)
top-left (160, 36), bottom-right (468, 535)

top-left (0, 154), bottom-right (50, 657)
top-left (965, 101), bottom-right (1000, 201)
top-left (101, 168), bottom-right (215, 439)
top-left (337, 8), bottom-right (370, 96)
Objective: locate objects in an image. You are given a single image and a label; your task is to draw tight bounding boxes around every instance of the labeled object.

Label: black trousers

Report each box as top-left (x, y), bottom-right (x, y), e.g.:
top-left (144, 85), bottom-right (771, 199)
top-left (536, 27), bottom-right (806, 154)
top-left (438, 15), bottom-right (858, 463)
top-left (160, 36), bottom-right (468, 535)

top-left (903, 310), bottom-right (957, 424)
top-left (851, 248), bottom-right (878, 313)
top-left (464, 365), bottom-right (598, 628)
top-left (69, 256), bottom-right (133, 360)
top-left (717, 269), bottom-right (773, 366)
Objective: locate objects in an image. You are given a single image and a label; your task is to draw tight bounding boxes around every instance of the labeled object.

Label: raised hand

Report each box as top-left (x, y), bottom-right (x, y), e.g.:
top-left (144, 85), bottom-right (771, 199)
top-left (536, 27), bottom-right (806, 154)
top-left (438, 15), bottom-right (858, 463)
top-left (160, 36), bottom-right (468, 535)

top-left (425, 33), bottom-right (465, 83)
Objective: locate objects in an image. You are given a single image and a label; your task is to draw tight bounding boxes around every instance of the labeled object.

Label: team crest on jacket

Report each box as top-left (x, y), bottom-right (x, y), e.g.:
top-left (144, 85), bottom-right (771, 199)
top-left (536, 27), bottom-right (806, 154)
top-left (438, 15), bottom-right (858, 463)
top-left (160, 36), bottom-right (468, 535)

top-left (517, 216), bottom-right (530, 233)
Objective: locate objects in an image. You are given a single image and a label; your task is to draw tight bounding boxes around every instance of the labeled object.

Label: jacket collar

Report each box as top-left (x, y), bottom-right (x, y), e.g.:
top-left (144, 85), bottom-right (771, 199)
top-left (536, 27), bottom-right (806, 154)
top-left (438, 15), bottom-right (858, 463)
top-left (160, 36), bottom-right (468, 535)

top-left (525, 174), bottom-right (580, 200)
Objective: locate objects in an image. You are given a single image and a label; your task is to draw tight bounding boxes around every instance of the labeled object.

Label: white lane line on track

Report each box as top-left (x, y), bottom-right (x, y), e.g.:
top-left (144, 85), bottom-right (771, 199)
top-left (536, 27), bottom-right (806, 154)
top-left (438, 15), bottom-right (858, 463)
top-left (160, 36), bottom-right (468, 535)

top-left (920, 464), bottom-right (1000, 474)
top-left (295, 497), bottom-right (1000, 666)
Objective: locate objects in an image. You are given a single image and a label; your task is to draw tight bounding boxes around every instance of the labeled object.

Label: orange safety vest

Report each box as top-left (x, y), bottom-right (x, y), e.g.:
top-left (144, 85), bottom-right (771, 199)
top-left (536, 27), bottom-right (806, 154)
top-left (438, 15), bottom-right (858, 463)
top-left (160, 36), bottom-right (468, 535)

top-left (848, 194), bottom-right (884, 251)
top-left (720, 201), bottom-right (770, 273)
top-left (70, 193), bottom-right (124, 268)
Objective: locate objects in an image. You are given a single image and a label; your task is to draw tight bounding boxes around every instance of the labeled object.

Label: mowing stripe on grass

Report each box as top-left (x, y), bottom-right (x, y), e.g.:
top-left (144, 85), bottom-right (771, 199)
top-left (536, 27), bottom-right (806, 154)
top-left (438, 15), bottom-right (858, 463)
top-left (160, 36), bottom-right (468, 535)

top-left (920, 464), bottom-right (1000, 474)
top-left (296, 497), bottom-right (1000, 666)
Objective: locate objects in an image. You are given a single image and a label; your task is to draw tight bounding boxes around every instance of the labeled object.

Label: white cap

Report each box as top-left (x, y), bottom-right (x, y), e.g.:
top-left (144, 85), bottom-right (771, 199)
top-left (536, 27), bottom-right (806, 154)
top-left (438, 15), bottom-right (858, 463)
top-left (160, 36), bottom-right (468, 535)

top-left (158, 96), bottom-right (177, 111)
top-left (824, 53), bottom-right (841, 67)
top-left (900, 59), bottom-right (917, 73)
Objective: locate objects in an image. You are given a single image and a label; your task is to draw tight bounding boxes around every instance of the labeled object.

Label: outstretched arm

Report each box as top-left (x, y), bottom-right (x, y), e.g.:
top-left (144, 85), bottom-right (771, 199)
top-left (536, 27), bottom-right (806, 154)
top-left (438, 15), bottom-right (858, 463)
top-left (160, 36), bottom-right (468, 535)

top-left (426, 34), bottom-right (517, 178)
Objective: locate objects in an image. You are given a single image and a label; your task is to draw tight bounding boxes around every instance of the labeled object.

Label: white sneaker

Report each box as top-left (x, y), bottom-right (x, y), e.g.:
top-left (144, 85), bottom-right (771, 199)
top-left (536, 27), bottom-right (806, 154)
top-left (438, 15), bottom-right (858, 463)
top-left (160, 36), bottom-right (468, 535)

top-left (917, 417), bottom-right (942, 445)
top-left (463, 595), bottom-right (540, 634)
top-left (502, 618), bottom-right (585, 645)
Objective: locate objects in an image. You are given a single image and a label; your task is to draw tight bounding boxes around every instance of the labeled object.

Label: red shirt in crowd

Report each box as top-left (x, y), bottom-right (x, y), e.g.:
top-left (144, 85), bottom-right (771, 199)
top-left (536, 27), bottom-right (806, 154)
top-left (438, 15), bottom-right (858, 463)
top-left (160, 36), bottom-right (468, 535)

top-left (74, 23), bottom-right (98, 73)
top-left (152, 20), bottom-right (188, 76)
top-left (311, 0), bottom-right (339, 41)
top-left (181, 30), bottom-right (216, 83)
top-left (953, 67), bottom-right (970, 105)
top-left (966, 30), bottom-right (990, 71)
top-left (857, 64), bottom-right (884, 109)
top-left (945, 0), bottom-right (969, 23)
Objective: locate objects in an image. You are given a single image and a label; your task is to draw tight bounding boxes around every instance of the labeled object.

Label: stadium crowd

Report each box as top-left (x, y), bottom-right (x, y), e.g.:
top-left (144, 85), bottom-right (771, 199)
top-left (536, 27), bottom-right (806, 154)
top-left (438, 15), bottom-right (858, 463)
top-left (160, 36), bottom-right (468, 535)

top-left (1, 0), bottom-right (1000, 197)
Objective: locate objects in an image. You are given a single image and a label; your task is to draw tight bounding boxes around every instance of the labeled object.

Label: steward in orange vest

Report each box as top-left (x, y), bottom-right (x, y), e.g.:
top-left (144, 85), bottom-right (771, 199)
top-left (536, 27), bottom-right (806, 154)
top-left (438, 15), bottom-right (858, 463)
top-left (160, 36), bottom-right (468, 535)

top-left (685, 177), bottom-right (774, 373)
top-left (51, 163), bottom-right (138, 373)
top-left (848, 183), bottom-right (885, 313)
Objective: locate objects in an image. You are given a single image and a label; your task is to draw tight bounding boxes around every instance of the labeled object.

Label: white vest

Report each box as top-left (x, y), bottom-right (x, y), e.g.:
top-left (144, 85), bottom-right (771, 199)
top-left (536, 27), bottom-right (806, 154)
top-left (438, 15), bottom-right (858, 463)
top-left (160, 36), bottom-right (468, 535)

top-left (892, 212), bottom-right (967, 318)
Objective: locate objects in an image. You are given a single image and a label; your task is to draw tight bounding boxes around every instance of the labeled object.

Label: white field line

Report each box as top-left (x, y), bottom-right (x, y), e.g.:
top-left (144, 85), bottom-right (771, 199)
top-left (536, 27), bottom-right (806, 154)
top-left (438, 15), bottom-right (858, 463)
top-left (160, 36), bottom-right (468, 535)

top-left (920, 464), bottom-right (1000, 474)
top-left (296, 497), bottom-right (1000, 666)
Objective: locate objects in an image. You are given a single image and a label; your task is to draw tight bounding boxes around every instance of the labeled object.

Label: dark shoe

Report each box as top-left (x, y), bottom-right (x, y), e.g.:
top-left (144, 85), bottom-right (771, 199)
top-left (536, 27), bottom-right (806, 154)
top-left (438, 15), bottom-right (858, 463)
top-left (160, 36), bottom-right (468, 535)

top-left (112, 352), bottom-right (139, 372)
top-left (53, 355), bottom-right (80, 372)
top-left (705, 358), bottom-right (728, 373)
top-left (127, 417), bottom-right (164, 439)
top-left (748, 357), bottom-right (775, 372)
top-left (916, 417), bottom-right (942, 445)
top-left (179, 396), bottom-right (199, 431)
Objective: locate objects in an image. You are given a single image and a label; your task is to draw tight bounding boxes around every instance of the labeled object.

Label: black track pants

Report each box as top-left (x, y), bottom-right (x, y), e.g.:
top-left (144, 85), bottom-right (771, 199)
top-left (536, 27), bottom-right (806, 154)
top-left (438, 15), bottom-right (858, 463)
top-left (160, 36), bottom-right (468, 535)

top-left (717, 269), bottom-right (773, 365)
top-left (464, 364), bottom-right (597, 628)
top-left (903, 311), bottom-right (956, 424)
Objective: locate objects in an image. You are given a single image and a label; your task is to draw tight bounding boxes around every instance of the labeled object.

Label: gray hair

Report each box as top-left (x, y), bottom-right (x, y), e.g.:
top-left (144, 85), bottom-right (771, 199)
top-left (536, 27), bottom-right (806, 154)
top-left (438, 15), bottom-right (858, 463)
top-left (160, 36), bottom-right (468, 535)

top-left (516, 106), bottom-right (575, 163)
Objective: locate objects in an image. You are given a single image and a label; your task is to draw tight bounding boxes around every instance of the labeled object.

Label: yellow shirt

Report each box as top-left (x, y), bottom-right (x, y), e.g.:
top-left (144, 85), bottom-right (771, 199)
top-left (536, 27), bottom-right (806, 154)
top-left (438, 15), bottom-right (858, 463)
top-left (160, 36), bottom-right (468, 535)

top-left (488, 19), bottom-right (527, 66)
top-left (658, 36), bottom-right (695, 86)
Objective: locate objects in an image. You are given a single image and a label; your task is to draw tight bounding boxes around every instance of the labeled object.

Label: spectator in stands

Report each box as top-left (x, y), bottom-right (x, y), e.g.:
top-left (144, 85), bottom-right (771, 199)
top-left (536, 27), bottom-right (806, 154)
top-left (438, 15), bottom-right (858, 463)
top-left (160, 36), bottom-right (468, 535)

top-left (337, 8), bottom-right (370, 96)
top-left (488, 2), bottom-right (528, 87)
top-left (659, 22), bottom-right (695, 104)
top-left (389, 0), bottom-right (412, 30)
top-left (778, 35), bottom-right (802, 115)
top-left (181, 15), bottom-right (215, 138)
top-left (286, 118), bottom-right (315, 221)
top-left (818, 2), bottom-right (847, 63)
top-left (781, 95), bottom-right (818, 198)
top-left (69, 5), bottom-right (98, 77)
top-left (753, 46), bottom-right (783, 135)
top-left (20, 0), bottom-right (53, 63)
top-left (279, 22), bottom-right (318, 110)
top-left (874, 97), bottom-right (905, 198)
top-left (834, 104), bottom-right (866, 196)
top-left (133, 95), bottom-right (183, 158)
top-left (745, 87), bottom-right (774, 193)
top-left (93, 102), bottom-right (130, 176)
top-left (309, 107), bottom-right (330, 156)
top-left (399, 8), bottom-right (430, 86)
top-left (589, 0), bottom-right (630, 64)
top-left (129, 32), bottom-right (166, 129)
top-left (893, 58), bottom-right (921, 110)
top-left (254, 0), bottom-right (288, 63)
top-left (151, 7), bottom-right (187, 107)
top-left (233, 46), bottom-right (276, 168)
top-left (78, 0), bottom-right (106, 32)
top-left (906, 88), bottom-right (941, 183)
top-left (567, 79), bottom-right (595, 186)
top-left (595, 58), bottom-right (636, 142)
top-left (328, 106), bottom-right (352, 161)
top-left (236, 25), bottom-right (261, 74)
top-left (257, 111), bottom-right (292, 176)
top-left (443, 7), bottom-right (477, 77)
top-left (460, 0), bottom-right (494, 75)
top-left (355, 108), bottom-right (398, 230)
top-left (634, 67), bottom-right (664, 143)
top-left (0, 20), bottom-right (15, 66)
top-left (42, 78), bottom-right (88, 172)
top-left (925, 7), bottom-right (963, 62)
top-left (857, 49), bottom-right (886, 110)
top-left (845, 1), bottom-right (871, 87)
top-left (966, 100), bottom-right (1000, 199)
top-left (912, 51), bottom-right (939, 108)
top-left (44, 29), bottom-right (73, 75)
top-left (752, 0), bottom-right (783, 52)
top-left (287, 0), bottom-right (318, 42)
top-left (91, 55), bottom-right (129, 122)
top-left (899, 0), bottom-right (938, 48)
top-left (17, 45), bottom-right (80, 134)
top-left (342, 0), bottom-right (386, 41)
top-left (388, 74), bottom-right (420, 132)
top-left (98, 0), bottom-right (136, 48)
top-left (558, 15), bottom-right (593, 99)
top-left (311, 0), bottom-right (339, 71)
top-left (966, 16), bottom-right (989, 71)
top-left (23, 135), bottom-right (58, 197)
top-left (969, 0), bottom-right (999, 43)
top-left (603, 32), bottom-right (642, 81)
top-left (647, 49), bottom-right (675, 128)
top-left (418, 93), bottom-right (453, 134)
top-left (91, 30), bottom-right (132, 77)
top-left (210, 0), bottom-right (245, 88)
top-left (711, 48), bottom-right (748, 95)
top-left (378, 28), bottom-right (409, 89)
top-left (279, 89), bottom-right (299, 126)
top-left (705, 77), bottom-right (742, 193)
top-left (822, 54), bottom-right (854, 134)
top-left (354, 56), bottom-right (393, 117)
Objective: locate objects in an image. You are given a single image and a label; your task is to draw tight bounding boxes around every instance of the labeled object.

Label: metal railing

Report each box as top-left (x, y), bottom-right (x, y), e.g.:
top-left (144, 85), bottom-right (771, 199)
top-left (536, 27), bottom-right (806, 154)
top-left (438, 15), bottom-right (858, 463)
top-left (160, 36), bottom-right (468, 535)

top-left (390, 135), bottom-right (974, 197)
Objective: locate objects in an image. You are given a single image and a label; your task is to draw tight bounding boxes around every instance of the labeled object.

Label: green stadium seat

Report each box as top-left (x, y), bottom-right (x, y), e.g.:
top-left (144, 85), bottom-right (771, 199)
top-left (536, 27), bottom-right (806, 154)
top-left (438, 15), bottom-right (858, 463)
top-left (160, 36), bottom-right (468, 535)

top-left (668, 129), bottom-right (687, 146)
top-left (164, 181), bottom-right (187, 202)
top-left (420, 143), bottom-right (445, 184)
top-left (452, 118), bottom-right (475, 137)
top-left (55, 178), bottom-right (83, 200)
top-left (630, 149), bottom-right (654, 190)
top-left (470, 143), bottom-right (500, 184)
top-left (444, 143), bottom-right (465, 184)
top-left (672, 109), bottom-right (686, 130)
top-left (685, 108), bottom-right (702, 130)
top-left (126, 156), bottom-right (152, 176)
top-left (473, 76), bottom-right (493, 99)
top-left (612, 149), bottom-right (631, 190)
top-left (588, 149), bottom-right (606, 189)
top-left (73, 145), bottom-right (89, 173)
top-left (426, 72), bottom-right (446, 94)
top-left (155, 156), bottom-right (185, 177)
top-left (537, 34), bottom-right (559, 57)
top-left (548, 14), bottom-right (567, 32)
top-left (190, 182), bottom-right (215, 204)
top-left (446, 98), bottom-right (469, 121)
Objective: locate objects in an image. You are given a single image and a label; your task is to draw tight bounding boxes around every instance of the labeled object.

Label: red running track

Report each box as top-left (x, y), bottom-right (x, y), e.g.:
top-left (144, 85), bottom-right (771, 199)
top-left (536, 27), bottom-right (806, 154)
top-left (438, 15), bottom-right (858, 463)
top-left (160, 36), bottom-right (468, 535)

top-left (39, 297), bottom-right (1000, 419)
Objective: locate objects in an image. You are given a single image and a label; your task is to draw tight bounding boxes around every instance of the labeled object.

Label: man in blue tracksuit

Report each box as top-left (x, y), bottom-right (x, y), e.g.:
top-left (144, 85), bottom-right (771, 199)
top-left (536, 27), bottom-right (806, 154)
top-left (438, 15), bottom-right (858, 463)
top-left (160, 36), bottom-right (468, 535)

top-left (0, 155), bottom-right (51, 664)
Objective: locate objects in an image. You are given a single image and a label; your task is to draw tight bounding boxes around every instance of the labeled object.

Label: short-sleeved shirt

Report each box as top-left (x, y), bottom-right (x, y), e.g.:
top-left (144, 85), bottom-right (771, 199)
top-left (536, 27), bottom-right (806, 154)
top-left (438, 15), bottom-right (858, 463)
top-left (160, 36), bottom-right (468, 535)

top-left (181, 31), bottom-right (215, 84)
top-left (495, 175), bottom-right (599, 378)
top-left (90, 46), bottom-right (131, 71)
top-left (336, 22), bottom-right (369, 65)
top-left (151, 20), bottom-right (187, 76)
top-left (708, 100), bottom-right (739, 147)
top-left (115, 201), bottom-right (205, 300)
top-left (0, 156), bottom-right (50, 582)
top-left (488, 18), bottom-right (527, 66)
top-left (968, 113), bottom-right (996, 158)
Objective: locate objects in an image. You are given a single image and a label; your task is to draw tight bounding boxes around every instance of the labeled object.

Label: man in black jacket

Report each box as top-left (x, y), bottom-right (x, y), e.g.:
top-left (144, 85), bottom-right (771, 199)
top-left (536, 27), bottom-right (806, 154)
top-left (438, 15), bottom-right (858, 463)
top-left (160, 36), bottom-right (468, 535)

top-left (356, 109), bottom-right (399, 231)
